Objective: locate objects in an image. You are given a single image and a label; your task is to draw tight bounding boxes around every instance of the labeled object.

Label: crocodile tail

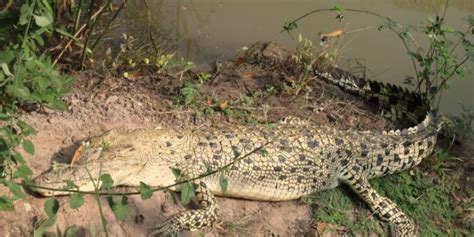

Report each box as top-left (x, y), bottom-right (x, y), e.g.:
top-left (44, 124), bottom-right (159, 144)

top-left (383, 111), bottom-right (440, 137)
top-left (313, 62), bottom-right (429, 127)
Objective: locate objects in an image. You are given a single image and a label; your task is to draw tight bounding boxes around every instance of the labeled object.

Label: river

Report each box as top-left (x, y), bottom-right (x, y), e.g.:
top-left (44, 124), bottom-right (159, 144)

top-left (114, 0), bottom-right (473, 115)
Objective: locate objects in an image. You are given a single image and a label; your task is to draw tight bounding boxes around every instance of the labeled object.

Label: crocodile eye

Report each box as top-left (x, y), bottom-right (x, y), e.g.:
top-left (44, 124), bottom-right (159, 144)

top-left (42, 176), bottom-right (50, 183)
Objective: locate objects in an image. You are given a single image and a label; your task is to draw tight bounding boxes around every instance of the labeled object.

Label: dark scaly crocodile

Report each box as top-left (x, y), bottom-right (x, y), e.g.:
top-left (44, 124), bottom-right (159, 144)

top-left (33, 42), bottom-right (439, 236)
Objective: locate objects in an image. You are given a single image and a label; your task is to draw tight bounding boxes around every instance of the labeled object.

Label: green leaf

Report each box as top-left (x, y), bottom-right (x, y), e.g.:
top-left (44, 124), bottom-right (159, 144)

top-left (108, 195), bottom-right (130, 220)
top-left (70, 193), bottom-right (84, 209)
top-left (466, 15), bottom-right (474, 27)
top-left (466, 43), bottom-right (474, 62)
top-left (233, 149), bottom-right (241, 159)
top-left (11, 152), bottom-right (26, 164)
top-left (99, 174), bottom-right (114, 189)
top-left (6, 181), bottom-right (25, 199)
top-left (384, 18), bottom-right (397, 29)
top-left (138, 182), bottom-right (153, 200)
top-left (0, 196), bottom-right (14, 211)
top-left (219, 173), bottom-right (228, 194)
top-left (19, 3), bottom-right (31, 25)
top-left (65, 180), bottom-right (79, 190)
top-left (332, 5), bottom-right (343, 13)
top-left (7, 84), bottom-right (30, 99)
top-left (184, 93), bottom-right (194, 105)
top-left (0, 112), bottom-right (9, 121)
top-left (54, 28), bottom-right (76, 39)
top-left (0, 50), bottom-right (14, 64)
top-left (408, 51), bottom-right (423, 62)
top-left (64, 225), bottom-right (78, 237)
top-left (202, 161), bottom-right (212, 172)
top-left (44, 198), bottom-right (59, 218)
top-left (180, 182), bottom-right (195, 205)
top-left (13, 164), bottom-right (33, 179)
top-left (33, 14), bottom-right (53, 27)
top-left (282, 19), bottom-right (297, 32)
top-left (17, 120), bottom-right (37, 136)
top-left (22, 139), bottom-right (35, 155)
top-left (171, 168), bottom-right (182, 179)
top-left (1, 63), bottom-right (13, 76)
top-left (33, 216), bottom-right (57, 237)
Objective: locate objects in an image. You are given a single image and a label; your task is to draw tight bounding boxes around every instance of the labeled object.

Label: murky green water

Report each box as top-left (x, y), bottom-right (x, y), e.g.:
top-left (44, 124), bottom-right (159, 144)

top-left (117, 0), bottom-right (473, 115)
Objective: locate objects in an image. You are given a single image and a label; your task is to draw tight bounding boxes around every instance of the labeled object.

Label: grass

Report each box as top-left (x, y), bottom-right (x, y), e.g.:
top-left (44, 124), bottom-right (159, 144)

top-left (302, 150), bottom-right (470, 236)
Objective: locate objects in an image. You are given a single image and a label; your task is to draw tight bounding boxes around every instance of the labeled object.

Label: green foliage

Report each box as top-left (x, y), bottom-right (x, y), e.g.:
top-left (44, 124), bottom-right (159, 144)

top-left (64, 225), bottom-right (79, 237)
top-left (219, 172), bottom-right (228, 194)
top-left (180, 182), bottom-right (195, 205)
top-left (70, 192), bottom-right (84, 209)
top-left (0, 0), bottom-right (72, 214)
top-left (283, 6), bottom-right (473, 111)
top-left (302, 168), bottom-right (468, 236)
top-left (44, 198), bottom-right (59, 218)
top-left (22, 139), bottom-right (35, 155)
top-left (99, 174), bottom-right (114, 190)
top-left (283, 19), bottom-right (298, 32)
top-left (0, 196), bottom-right (14, 211)
top-left (5, 181), bottom-right (25, 199)
top-left (33, 216), bottom-right (57, 237)
top-left (197, 72), bottom-right (212, 84)
top-left (138, 181), bottom-right (153, 200)
top-left (289, 33), bottom-right (318, 93)
top-left (107, 195), bottom-right (130, 221)
top-left (180, 81), bottom-right (201, 106)
top-left (171, 168), bottom-right (182, 179)
top-left (444, 105), bottom-right (474, 140)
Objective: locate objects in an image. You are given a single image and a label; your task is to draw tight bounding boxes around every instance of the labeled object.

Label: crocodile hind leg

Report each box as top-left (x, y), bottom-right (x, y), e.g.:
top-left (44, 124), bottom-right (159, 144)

top-left (338, 162), bottom-right (417, 237)
top-left (148, 182), bottom-right (219, 236)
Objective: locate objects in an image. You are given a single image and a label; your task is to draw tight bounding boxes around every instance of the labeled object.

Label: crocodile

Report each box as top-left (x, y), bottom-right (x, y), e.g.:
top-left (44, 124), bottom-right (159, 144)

top-left (33, 43), bottom-right (439, 236)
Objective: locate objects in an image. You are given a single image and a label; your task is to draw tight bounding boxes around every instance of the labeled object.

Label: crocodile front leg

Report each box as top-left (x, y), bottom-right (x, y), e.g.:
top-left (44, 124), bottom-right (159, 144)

top-left (338, 161), bottom-right (417, 237)
top-left (148, 182), bottom-right (219, 236)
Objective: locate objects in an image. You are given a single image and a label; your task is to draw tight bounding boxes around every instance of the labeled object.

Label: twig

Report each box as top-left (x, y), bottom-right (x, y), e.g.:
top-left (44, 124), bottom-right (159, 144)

top-left (73, 0), bottom-right (84, 34)
top-left (90, 0), bottom-right (127, 51)
top-left (143, 0), bottom-right (159, 54)
top-left (80, 0), bottom-right (114, 68)
top-left (84, 166), bottom-right (109, 237)
top-left (283, 7), bottom-right (422, 83)
top-left (154, 109), bottom-right (194, 114)
top-left (53, 3), bottom-right (108, 66)
top-left (22, 141), bottom-right (272, 196)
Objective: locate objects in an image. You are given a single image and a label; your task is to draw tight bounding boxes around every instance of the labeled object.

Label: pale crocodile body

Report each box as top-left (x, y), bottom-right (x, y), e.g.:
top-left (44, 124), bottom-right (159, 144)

top-left (34, 43), bottom-right (440, 236)
top-left (53, 118), bottom-right (434, 200)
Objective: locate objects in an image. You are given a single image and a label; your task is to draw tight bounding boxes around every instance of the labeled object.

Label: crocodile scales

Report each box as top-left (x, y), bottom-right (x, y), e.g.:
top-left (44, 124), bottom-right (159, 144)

top-left (34, 43), bottom-right (439, 236)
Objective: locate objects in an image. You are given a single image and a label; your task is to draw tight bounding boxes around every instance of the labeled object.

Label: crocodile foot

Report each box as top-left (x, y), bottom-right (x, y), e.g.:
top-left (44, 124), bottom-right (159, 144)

top-left (148, 182), bottom-right (219, 236)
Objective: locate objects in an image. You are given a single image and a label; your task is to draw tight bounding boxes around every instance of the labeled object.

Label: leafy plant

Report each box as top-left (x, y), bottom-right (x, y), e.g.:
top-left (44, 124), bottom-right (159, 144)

top-left (180, 81), bottom-right (201, 106)
top-left (0, 0), bottom-right (73, 213)
top-left (197, 72), bottom-right (213, 84)
top-left (283, 3), bottom-right (473, 109)
top-left (444, 105), bottom-right (474, 140)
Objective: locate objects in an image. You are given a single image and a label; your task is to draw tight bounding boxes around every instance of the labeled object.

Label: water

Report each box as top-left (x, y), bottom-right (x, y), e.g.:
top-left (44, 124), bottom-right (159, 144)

top-left (118, 0), bottom-right (473, 115)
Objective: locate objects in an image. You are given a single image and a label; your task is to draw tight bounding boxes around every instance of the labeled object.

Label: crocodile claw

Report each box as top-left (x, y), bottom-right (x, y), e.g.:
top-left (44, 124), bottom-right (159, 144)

top-left (147, 218), bottom-right (182, 237)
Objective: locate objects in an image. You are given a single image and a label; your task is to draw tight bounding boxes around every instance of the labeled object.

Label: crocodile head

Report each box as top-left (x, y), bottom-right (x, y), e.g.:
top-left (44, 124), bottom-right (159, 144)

top-left (33, 129), bottom-right (151, 196)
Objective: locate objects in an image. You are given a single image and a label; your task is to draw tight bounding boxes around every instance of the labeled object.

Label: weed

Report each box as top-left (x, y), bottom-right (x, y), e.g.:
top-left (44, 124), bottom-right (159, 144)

top-left (303, 167), bottom-right (468, 236)
top-left (197, 72), bottom-right (213, 84)
top-left (179, 81), bottom-right (202, 106)
top-left (223, 214), bottom-right (253, 235)
top-left (283, 3), bottom-right (473, 110)
top-left (444, 105), bottom-right (474, 141)
top-left (1, 0), bottom-right (72, 212)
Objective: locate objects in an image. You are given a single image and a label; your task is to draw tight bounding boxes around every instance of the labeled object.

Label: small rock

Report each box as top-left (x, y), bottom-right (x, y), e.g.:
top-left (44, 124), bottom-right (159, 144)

top-left (23, 203), bottom-right (32, 212)
top-left (106, 95), bottom-right (119, 104)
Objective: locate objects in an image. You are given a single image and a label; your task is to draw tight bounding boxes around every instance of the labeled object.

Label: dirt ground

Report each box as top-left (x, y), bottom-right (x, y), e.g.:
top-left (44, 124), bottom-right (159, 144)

top-left (0, 42), bottom-right (469, 236)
